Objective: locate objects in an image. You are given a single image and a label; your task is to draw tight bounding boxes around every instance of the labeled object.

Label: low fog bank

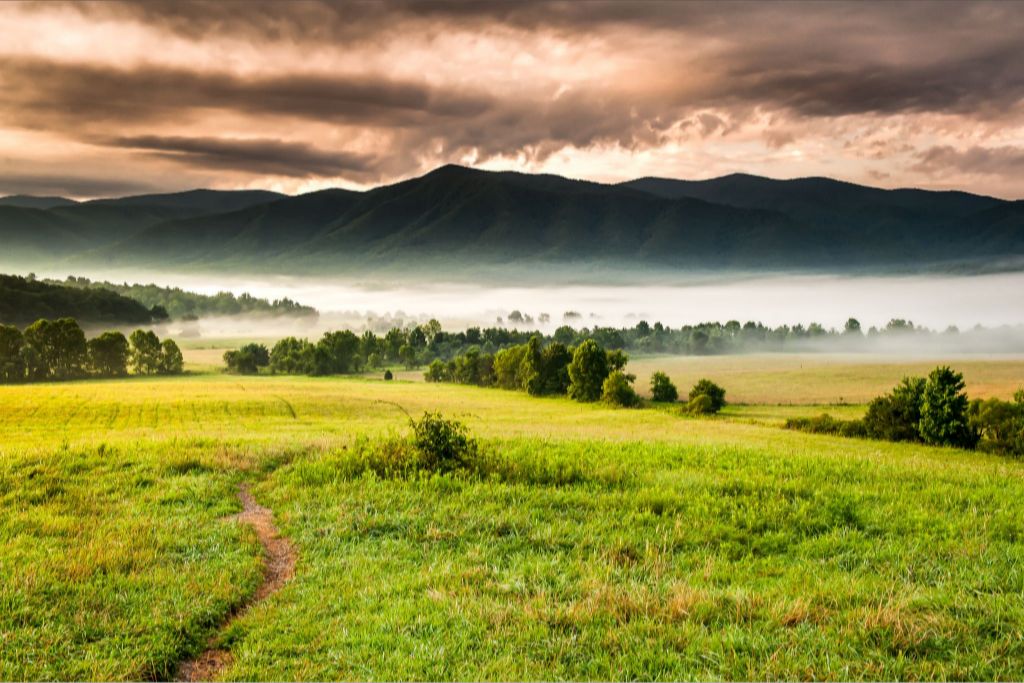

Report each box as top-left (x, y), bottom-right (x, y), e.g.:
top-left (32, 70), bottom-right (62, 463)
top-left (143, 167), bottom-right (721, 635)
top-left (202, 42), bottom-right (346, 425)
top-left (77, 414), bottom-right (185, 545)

top-left (16, 266), bottom-right (1024, 354)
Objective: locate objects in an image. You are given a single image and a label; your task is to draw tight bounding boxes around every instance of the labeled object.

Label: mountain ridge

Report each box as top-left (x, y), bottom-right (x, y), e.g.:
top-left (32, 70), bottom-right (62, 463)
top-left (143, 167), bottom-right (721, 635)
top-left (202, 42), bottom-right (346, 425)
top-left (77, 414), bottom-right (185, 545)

top-left (1, 166), bottom-right (1021, 275)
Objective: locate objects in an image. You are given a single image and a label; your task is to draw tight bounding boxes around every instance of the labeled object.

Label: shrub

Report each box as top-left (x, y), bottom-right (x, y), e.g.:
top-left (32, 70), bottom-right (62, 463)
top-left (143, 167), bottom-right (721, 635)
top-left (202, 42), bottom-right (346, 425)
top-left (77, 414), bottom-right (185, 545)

top-left (424, 359), bottom-right (448, 382)
top-left (786, 414), bottom-right (867, 438)
top-left (383, 369), bottom-right (393, 381)
top-left (969, 397), bottom-right (1024, 456)
top-left (688, 379), bottom-right (726, 413)
top-left (686, 394), bottom-right (715, 415)
top-left (411, 412), bottom-right (477, 473)
top-left (601, 370), bottom-right (640, 407)
top-left (920, 366), bottom-right (978, 449)
top-left (650, 371), bottom-right (678, 402)
top-left (863, 376), bottom-right (925, 442)
top-left (223, 343), bottom-right (269, 375)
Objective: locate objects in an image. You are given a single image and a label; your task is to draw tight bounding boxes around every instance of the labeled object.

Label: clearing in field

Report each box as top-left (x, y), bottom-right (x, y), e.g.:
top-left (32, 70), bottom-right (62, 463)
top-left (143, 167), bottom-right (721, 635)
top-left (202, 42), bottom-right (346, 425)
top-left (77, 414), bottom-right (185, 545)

top-left (2, 368), bottom-right (1024, 680)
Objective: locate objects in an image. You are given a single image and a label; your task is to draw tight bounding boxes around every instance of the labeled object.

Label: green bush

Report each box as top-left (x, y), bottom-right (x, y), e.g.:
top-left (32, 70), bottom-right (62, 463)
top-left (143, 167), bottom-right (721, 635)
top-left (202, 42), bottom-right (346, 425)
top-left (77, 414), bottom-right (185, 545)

top-left (786, 414), bottom-right (867, 438)
top-left (412, 412), bottom-right (478, 473)
top-left (688, 379), bottom-right (726, 413)
top-left (649, 371), bottom-right (678, 402)
top-left (863, 376), bottom-right (925, 442)
top-left (383, 369), bottom-right (393, 381)
top-left (601, 370), bottom-right (639, 407)
top-left (920, 366), bottom-right (978, 449)
top-left (686, 394), bottom-right (715, 415)
top-left (969, 397), bottom-right (1024, 456)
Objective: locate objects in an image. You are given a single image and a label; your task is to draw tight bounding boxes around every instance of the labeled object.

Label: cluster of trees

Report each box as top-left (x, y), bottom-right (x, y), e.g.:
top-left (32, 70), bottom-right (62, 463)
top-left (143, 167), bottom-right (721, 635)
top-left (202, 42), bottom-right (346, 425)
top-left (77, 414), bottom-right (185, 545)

top-left (47, 275), bottom-right (317, 320)
top-left (423, 335), bottom-right (731, 415)
top-left (0, 274), bottom-right (164, 326)
top-left (787, 366), bottom-right (1024, 456)
top-left (0, 318), bottom-right (183, 383)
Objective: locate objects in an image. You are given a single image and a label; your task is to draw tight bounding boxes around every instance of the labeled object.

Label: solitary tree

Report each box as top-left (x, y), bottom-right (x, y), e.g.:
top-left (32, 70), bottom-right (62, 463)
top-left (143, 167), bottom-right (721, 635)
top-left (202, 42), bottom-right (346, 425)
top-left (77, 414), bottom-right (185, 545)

top-left (688, 378), bottom-right (727, 413)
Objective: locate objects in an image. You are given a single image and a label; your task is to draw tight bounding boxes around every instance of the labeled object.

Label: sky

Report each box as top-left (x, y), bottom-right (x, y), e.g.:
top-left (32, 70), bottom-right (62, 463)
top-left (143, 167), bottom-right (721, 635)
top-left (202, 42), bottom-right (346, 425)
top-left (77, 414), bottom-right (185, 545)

top-left (1, 0), bottom-right (1023, 200)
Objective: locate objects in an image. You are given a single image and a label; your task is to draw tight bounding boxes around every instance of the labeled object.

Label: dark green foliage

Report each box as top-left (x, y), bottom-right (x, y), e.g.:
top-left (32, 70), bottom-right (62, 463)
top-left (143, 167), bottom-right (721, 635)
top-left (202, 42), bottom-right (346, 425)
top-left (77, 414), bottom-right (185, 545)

top-left (424, 359), bottom-right (448, 383)
top-left (688, 379), bottom-right (727, 413)
top-left (649, 371), bottom-right (678, 402)
top-left (314, 331), bottom-right (361, 375)
top-left (0, 324), bottom-right (24, 383)
top-left (785, 414), bottom-right (868, 438)
top-left (87, 331), bottom-right (129, 377)
top-left (411, 412), bottom-right (477, 473)
top-left (568, 340), bottom-right (610, 402)
top-left (862, 377), bottom-right (925, 442)
top-left (920, 366), bottom-right (978, 449)
top-left (269, 337), bottom-right (315, 374)
top-left (24, 318), bottom-right (87, 379)
top-left (129, 330), bottom-right (162, 375)
top-left (383, 369), bottom-right (393, 381)
top-left (49, 275), bottom-right (317, 319)
top-left (0, 275), bottom-right (155, 326)
top-left (224, 343), bottom-right (269, 375)
top-left (968, 394), bottom-right (1024, 456)
top-left (601, 370), bottom-right (640, 407)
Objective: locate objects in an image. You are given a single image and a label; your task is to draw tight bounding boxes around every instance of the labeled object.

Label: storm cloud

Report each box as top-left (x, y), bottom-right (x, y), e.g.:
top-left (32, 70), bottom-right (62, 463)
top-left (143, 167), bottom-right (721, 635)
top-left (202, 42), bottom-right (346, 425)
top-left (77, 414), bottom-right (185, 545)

top-left (0, 1), bottom-right (1022, 198)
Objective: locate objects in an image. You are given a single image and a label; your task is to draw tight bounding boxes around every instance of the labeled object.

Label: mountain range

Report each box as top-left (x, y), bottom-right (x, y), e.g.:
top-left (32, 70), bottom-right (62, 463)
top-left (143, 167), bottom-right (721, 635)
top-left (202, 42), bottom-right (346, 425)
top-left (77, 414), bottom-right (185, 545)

top-left (2, 166), bottom-right (1021, 276)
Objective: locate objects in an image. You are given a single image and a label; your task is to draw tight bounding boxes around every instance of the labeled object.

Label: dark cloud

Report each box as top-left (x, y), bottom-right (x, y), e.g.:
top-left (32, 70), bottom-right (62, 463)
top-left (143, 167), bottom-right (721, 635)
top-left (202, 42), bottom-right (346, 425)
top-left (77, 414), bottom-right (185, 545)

top-left (0, 172), bottom-right (157, 198)
top-left (0, 58), bottom-right (490, 130)
top-left (109, 135), bottom-right (377, 177)
top-left (914, 145), bottom-right (1024, 177)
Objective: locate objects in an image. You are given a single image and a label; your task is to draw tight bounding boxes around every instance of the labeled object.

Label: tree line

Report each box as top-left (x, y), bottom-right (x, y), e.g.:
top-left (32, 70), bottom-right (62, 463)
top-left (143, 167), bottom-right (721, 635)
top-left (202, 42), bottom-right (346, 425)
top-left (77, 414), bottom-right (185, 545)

top-left (0, 318), bottom-right (184, 383)
top-left (0, 274), bottom-right (164, 326)
top-left (45, 275), bottom-right (318, 320)
top-left (787, 367), bottom-right (1024, 457)
top-left (223, 316), bottom-right (1024, 378)
top-left (424, 336), bottom-right (729, 415)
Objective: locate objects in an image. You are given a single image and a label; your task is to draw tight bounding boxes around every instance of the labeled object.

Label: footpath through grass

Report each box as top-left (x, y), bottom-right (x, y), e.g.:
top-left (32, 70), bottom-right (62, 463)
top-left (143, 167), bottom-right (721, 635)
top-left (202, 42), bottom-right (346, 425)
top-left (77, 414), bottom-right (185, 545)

top-left (2, 373), bottom-right (1024, 679)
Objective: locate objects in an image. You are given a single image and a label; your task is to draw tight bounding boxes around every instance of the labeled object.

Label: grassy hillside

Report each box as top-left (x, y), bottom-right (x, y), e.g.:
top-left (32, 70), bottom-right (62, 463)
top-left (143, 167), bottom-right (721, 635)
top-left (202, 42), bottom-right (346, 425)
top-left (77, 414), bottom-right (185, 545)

top-left (3, 371), bottom-right (1024, 679)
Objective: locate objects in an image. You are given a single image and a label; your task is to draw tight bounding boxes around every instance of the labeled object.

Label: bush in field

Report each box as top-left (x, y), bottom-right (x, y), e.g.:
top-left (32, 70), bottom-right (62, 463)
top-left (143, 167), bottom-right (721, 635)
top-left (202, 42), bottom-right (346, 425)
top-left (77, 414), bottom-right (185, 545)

top-left (688, 379), bottom-right (726, 413)
top-left (686, 394), bottom-right (716, 415)
top-left (863, 376), bottom-right (925, 442)
top-left (424, 358), bottom-right (449, 382)
top-left (969, 395), bottom-right (1024, 456)
top-left (601, 370), bottom-right (640, 407)
top-left (786, 414), bottom-right (867, 438)
top-left (649, 371), bottom-right (678, 402)
top-left (568, 339), bottom-right (610, 402)
top-left (412, 412), bottom-right (477, 473)
top-left (224, 343), bottom-right (269, 375)
top-left (920, 366), bottom-right (978, 449)
top-left (383, 369), bottom-right (393, 381)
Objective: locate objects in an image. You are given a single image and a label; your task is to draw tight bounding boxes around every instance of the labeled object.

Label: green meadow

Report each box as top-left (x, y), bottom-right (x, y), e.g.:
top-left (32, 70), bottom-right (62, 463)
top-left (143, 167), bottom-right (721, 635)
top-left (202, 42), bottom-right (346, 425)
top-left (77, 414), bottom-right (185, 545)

top-left (2, 359), bottom-right (1024, 680)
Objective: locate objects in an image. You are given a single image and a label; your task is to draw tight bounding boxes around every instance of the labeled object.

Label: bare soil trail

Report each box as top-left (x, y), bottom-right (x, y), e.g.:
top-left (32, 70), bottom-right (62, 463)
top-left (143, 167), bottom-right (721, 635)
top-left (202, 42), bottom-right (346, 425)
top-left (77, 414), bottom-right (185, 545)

top-left (175, 484), bottom-right (296, 682)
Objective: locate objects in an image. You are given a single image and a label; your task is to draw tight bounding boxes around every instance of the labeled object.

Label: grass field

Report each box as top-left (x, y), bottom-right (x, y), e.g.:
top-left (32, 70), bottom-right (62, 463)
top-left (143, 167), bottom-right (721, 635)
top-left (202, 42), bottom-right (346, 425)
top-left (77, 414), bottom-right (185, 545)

top-left (2, 362), bottom-right (1024, 679)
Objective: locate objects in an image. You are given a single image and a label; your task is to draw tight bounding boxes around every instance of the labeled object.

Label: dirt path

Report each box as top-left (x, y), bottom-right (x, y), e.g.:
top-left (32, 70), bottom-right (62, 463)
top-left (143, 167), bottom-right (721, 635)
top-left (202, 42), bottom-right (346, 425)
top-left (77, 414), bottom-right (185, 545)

top-left (176, 484), bottom-right (296, 682)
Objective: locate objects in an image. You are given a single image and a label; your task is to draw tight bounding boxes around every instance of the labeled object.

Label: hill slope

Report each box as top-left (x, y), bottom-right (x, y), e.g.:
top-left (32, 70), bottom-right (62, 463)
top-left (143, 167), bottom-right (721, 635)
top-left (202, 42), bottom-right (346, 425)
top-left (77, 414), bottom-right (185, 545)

top-left (0, 274), bottom-right (157, 326)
